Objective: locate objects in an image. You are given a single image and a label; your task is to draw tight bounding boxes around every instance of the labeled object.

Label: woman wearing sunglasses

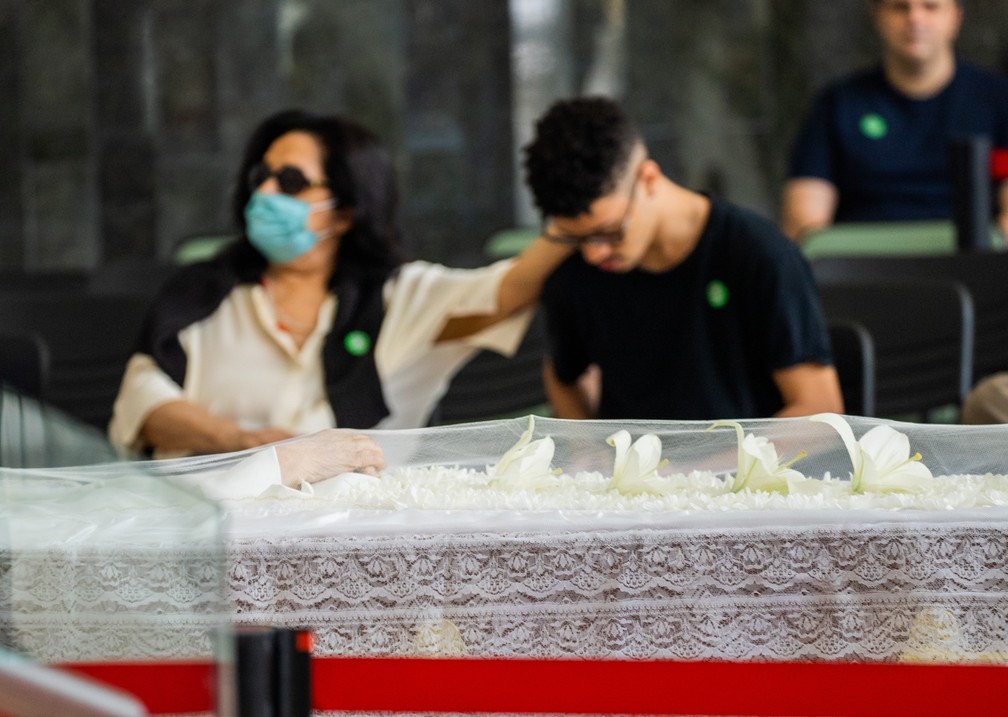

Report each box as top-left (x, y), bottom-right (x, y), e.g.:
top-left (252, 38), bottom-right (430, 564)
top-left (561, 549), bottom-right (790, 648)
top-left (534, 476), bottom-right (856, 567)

top-left (108, 110), bottom-right (571, 459)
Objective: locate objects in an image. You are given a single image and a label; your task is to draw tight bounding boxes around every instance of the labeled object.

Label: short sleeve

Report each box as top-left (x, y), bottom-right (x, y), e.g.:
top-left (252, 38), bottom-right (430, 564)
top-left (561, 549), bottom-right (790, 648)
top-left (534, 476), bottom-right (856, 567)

top-left (986, 72), bottom-right (1008, 147)
top-left (748, 245), bottom-right (833, 371)
top-left (541, 267), bottom-right (591, 385)
top-left (376, 259), bottom-right (534, 376)
top-left (107, 353), bottom-right (184, 451)
top-left (788, 88), bottom-right (837, 182)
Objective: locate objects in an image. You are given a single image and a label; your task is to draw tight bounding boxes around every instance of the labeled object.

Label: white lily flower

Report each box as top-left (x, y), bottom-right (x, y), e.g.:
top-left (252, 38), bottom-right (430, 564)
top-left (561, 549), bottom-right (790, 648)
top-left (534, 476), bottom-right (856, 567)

top-left (491, 416), bottom-right (561, 490)
top-left (810, 413), bottom-right (933, 493)
top-left (707, 420), bottom-right (807, 494)
top-left (606, 430), bottom-right (669, 494)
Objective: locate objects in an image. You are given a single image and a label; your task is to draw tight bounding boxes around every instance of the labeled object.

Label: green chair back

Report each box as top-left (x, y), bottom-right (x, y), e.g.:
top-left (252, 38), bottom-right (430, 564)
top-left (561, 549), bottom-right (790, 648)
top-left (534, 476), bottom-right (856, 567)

top-left (484, 228), bottom-right (539, 259)
top-left (173, 235), bottom-right (236, 264)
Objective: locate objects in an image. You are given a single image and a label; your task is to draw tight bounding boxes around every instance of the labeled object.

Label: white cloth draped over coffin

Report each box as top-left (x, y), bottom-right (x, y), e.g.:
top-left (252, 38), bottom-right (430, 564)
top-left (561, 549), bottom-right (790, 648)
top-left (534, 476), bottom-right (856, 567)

top-left (4, 416), bottom-right (1008, 664)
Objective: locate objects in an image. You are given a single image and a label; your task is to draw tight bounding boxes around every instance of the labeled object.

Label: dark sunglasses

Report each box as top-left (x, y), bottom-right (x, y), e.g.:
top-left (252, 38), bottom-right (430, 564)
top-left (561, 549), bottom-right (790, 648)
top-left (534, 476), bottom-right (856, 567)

top-left (247, 162), bottom-right (329, 195)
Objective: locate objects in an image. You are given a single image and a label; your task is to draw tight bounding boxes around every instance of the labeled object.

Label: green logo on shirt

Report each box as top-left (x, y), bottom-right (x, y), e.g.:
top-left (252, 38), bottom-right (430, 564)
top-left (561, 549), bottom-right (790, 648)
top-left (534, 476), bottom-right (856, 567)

top-left (344, 330), bottom-right (372, 356)
top-left (706, 280), bottom-right (729, 309)
top-left (859, 113), bottom-right (888, 139)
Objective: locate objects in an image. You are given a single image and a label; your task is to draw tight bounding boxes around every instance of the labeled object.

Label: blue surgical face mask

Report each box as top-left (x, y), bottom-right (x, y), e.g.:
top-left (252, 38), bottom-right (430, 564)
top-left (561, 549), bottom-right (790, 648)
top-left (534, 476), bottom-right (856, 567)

top-left (244, 192), bottom-right (335, 264)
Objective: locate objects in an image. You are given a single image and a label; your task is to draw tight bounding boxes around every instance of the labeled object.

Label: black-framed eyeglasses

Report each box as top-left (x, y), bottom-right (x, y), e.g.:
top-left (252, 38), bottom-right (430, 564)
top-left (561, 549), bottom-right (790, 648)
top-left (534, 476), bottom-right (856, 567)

top-left (247, 162), bottom-right (329, 196)
top-left (542, 171), bottom-right (639, 247)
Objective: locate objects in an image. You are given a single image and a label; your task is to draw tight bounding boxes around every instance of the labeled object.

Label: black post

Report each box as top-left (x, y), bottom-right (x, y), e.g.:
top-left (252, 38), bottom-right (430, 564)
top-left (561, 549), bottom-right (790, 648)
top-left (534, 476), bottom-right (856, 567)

top-left (274, 628), bottom-right (312, 717)
top-left (235, 626), bottom-right (312, 717)
top-left (949, 134), bottom-right (992, 252)
top-left (236, 626), bottom-right (276, 717)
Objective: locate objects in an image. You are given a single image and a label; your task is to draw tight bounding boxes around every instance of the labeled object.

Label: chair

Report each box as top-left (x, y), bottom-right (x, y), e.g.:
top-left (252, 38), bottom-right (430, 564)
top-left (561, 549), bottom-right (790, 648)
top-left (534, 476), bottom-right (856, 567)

top-left (172, 234), bottom-right (235, 264)
top-left (828, 320), bottom-right (875, 417)
top-left (431, 310), bottom-right (550, 424)
top-left (0, 333), bottom-right (48, 399)
top-left (0, 270), bottom-right (90, 294)
top-left (88, 257), bottom-right (176, 299)
top-left (812, 252), bottom-right (1008, 384)
top-left (0, 293), bottom-right (151, 430)
top-left (816, 279), bottom-right (973, 421)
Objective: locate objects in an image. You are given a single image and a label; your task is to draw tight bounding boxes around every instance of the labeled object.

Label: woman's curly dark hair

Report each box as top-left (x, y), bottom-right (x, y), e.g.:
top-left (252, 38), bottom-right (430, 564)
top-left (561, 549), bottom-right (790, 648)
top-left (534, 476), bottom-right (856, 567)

top-left (522, 96), bottom-right (640, 219)
top-left (228, 109), bottom-right (406, 287)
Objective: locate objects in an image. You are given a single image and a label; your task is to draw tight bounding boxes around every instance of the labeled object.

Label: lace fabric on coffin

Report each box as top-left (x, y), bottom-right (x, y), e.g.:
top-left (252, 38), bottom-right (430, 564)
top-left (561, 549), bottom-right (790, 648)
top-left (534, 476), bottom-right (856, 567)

top-left (1, 465), bottom-right (225, 664)
top-left (226, 523), bottom-right (1008, 663)
top-left (4, 415), bottom-right (1008, 667)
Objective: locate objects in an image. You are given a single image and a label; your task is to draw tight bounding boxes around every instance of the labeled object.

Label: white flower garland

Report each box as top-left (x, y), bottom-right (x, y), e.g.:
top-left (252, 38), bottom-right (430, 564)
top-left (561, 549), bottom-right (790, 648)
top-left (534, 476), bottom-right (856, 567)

top-left (265, 415), bottom-right (1008, 512)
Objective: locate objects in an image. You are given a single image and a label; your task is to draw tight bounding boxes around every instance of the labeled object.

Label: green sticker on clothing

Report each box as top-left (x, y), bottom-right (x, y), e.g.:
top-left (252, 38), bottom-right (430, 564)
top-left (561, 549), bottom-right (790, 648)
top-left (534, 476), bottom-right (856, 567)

top-left (859, 113), bottom-right (888, 139)
top-left (344, 330), bottom-right (372, 356)
top-left (706, 280), bottom-right (729, 309)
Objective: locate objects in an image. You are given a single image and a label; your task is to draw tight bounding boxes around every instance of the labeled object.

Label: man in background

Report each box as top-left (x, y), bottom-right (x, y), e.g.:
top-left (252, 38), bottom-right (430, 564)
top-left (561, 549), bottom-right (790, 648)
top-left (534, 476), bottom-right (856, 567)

top-left (781, 0), bottom-right (1008, 242)
top-left (524, 96), bottom-right (843, 421)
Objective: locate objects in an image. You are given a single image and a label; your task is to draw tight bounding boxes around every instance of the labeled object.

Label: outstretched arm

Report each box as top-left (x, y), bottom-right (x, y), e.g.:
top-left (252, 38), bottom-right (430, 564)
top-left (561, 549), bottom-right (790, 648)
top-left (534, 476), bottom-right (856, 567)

top-left (180, 429), bottom-right (386, 500)
top-left (781, 178), bottom-right (838, 243)
top-left (275, 429), bottom-right (385, 486)
top-left (436, 237), bottom-right (574, 341)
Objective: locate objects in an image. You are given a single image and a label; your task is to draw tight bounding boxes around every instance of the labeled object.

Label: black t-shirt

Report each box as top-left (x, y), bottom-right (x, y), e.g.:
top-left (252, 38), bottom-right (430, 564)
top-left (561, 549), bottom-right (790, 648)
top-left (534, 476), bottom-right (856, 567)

top-left (788, 62), bottom-right (1008, 222)
top-left (542, 199), bottom-right (833, 420)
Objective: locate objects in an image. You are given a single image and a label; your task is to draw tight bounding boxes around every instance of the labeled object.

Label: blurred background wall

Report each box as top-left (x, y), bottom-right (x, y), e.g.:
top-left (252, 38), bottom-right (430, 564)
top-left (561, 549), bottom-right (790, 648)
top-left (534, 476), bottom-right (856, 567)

top-left (2, 0), bottom-right (1006, 271)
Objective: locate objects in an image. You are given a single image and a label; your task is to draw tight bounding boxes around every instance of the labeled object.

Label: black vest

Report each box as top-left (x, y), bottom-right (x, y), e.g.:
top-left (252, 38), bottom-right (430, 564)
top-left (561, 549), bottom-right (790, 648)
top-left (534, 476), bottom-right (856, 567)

top-left (137, 252), bottom-right (391, 429)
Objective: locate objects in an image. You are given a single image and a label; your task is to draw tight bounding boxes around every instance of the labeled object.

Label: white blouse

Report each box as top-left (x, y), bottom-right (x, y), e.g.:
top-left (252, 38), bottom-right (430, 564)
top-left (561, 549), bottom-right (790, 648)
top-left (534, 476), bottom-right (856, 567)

top-left (108, 259), bottom-right (531, 454)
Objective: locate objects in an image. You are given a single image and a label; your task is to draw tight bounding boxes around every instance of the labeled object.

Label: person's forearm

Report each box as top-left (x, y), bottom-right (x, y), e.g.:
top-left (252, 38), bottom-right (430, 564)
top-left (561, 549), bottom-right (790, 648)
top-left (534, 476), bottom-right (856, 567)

top-left (437, 238), bottom-right (573, 342)
top-left (543, 359), bottom-right (596, 419)
top-left (772, 365), bottom-right (845, 418)
top-left (780, 178), bottom-right (838, 242)
top-left (496, 237), bottom-right (575, 315)
top-left (997, 180), bottom-right (1008, 243)
top-left (139, 399), bottom-right (258, 455)
top-left (774, 398), bottom-right (843, 418)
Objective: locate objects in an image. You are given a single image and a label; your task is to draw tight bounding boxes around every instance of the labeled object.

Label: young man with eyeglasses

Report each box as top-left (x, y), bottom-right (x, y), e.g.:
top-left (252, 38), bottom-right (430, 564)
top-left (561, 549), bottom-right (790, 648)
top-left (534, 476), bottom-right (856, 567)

top-left (524, 96), bottom-right (843, 421)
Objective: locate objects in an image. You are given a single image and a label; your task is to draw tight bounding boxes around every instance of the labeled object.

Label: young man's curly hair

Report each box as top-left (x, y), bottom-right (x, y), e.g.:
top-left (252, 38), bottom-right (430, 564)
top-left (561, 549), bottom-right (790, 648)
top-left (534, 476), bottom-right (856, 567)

top-left (523, 96), bottom-right (640, 218)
